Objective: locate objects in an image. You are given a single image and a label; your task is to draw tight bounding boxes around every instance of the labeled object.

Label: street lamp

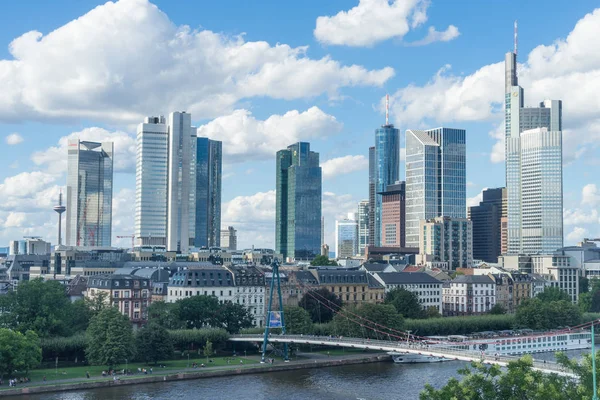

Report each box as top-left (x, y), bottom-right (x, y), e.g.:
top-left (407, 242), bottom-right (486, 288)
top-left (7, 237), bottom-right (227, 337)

top-left (125, 359), bottom-right (128, 375)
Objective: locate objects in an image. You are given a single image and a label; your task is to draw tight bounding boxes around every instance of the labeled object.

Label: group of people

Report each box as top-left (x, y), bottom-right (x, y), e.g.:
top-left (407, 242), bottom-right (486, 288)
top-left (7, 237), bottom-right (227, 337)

top-left (4, 377), bottom-right (31, 387)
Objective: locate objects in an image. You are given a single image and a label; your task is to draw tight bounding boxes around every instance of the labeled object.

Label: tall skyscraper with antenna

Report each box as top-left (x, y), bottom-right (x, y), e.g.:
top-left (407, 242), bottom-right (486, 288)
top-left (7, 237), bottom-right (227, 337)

top-left (504, 21), bottom-right (563, 254)
top-left (372, 95), bottom-right (399, 246)
top-left (53, 191), bottom-right (66, 246)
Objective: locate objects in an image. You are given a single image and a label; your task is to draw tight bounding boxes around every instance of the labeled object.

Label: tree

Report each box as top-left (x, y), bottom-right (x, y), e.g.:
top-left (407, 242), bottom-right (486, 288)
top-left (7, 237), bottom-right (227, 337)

top-left (84, 291), bottom-right (109, 317)
top-left (536, 286), bottom-right (571, 303)
top-left (85, 307), bottom-right (135, 368)
top-left (147, 301), bottom-right (183, 330)
top-left (135, 323), bottom-right (173, 365)
top-left (310, 255), bottom-right (337, 266)
top-left (216, 302), bottom-right (254, 334)
top-left (0, 329), bottom-right (42, 378)
top-left (579, 292), bottom-right (592, 313)
top-left (299, 288), bottom-right (342, 323)
top-left (0, 279), bottom-right (72, 337)
top-left (516, 298), bottom-right (581, 330)
top-left (420, 356), bottom-right (579, 400)
top-left (333, 303), bottom-right (403, 339)
top-left (281, 306), bottom-right (313, 334)
top-left (203, 340), bottom-right (213, 362)
top-left (385, 287), bottom-right (425, 319)
top-left (489, 304), bottom-right (506, 315)
top-left (425, 306), bottom-right (442, 318)
top-left (176, 295), bottom-right (221, 329)
top-left (580, 276), bottom-right (590, 294)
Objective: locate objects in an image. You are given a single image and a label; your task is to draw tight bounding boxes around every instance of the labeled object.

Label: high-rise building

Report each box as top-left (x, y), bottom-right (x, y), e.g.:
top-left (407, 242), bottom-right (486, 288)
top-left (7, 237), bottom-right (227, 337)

top-left (220, 226), bottom-right (237, 251)
top-left (504, 30), bottom-right (563, 254)
top-left (468, 188), bottom-right (506, 262)
top-left (135, 116), bottom-right (169, 247)
top-left (405, 128), bottom-right (466, 248)
top-left (195, 137), bottom-right (222, 248)
top-left (373, 125), bottom-right (400, 246)
top-left (357, 200), bottom-right (369, 255)
top-left (167, 112), bottom-right (197, 253)
top-left (368, 146), bottom-right (376, 246)
top-left (9, 238), bottom-right (51, 256)
top-left (418, 216), bottom-right (472, 269)
top-left (335, 213), bottom-right (358, 259)
top-left (275, 142), bottom-right (322, 260)
top-left (380, 181), bottom-right (406, 247)
top-left (66, 140), bottom-right (113, 247)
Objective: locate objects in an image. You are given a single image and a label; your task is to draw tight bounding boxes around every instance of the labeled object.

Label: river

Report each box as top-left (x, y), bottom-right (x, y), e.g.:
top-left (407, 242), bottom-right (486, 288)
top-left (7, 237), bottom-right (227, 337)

top-left (6, 350), bottom-right (588, 400)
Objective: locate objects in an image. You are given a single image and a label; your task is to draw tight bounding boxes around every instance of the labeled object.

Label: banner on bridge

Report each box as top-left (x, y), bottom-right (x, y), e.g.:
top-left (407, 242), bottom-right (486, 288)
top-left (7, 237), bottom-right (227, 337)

top-left (268, 311), bottom-right (283, 328)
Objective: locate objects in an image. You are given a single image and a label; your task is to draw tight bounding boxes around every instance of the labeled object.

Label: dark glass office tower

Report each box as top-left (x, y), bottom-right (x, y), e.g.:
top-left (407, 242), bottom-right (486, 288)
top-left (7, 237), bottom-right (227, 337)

top-left (374, 125), bottom-right (400, 246)
top-left (276, 142), bottom-right (322, 260)
top-left (468, 188), bottom-right (506, 262)
top-left (195, 137), bottom-right (222, 248)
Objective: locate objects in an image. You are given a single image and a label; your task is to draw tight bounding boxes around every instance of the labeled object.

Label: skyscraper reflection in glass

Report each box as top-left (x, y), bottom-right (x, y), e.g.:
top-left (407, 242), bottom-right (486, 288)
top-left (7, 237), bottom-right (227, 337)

top-left (374, 125), bottom-right (399, 246)
top-left (276, 142), bottom-right (322, 260)
top-left (405, 128), bottom-right (466, 248)
top-left (66, 140), bottom-right (114, 247)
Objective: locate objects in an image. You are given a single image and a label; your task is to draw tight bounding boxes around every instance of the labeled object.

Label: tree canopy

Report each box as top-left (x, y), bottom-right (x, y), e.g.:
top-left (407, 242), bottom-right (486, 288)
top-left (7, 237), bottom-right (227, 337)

top-left (135, 322), bottom-right (173, 365)
top-left (299, 288), bottom-right (342, 323)
top-left (385, 287), bottom-right (425, 319)
top-left (332, 303), bottom-right (403, 339)
top-left (310, 255), bottom-right (337, 266)
top-left (85, 307), bottom-right (135, 368)
top-left (536, 286), bottom-right (572, 303)
top-left (515, 298), bottom-right (581, 330)
top-left (281, 306), bottom-right (313, 334)
top-left (0, 329), bottom-right (42, 378)
top-left (176, 295), bottom-right (253, 333)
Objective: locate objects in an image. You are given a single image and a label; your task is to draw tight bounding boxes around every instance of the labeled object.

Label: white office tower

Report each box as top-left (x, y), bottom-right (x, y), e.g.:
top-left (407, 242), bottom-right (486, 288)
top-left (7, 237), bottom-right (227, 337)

top-left (504, 31), bottom-right (563, 254)
top-left (135, 112), bottom-right (197, 253)
top-left (135, 116), bottom-right (169, 248)
top-left (335, 213), bottom-right (358, 259)
top-left (357, 200), bottom-right (369, 255)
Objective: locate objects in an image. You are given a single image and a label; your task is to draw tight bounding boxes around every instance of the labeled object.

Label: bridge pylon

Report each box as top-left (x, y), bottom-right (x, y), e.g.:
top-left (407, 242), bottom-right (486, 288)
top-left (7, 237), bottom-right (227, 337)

top-left (261, 259), bottom-right (289, 363)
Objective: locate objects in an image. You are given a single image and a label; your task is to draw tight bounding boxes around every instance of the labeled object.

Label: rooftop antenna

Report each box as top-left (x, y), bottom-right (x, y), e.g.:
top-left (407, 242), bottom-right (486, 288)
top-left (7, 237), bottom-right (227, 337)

top-left (385, 94), bottom-right (389, 125)
top-left (514, 20), bottom-right (518, 56)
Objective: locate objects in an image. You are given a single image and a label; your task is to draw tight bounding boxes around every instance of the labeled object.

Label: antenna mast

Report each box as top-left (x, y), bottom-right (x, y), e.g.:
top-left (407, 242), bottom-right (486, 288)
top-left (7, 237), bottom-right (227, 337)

top-left (385, 94), bottom-right (389, 125)
top-left (514, 20), bottom-right (518, 56)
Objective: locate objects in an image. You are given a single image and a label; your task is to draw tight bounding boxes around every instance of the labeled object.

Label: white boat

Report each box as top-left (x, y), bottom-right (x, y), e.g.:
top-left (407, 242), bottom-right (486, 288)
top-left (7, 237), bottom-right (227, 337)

top-left (388, 352), bottom-right (450, 364)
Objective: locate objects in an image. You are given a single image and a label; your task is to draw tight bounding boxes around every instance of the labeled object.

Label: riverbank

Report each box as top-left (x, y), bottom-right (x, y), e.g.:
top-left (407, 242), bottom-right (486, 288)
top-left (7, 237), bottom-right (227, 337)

top-left (0, 353), bottom-right (390, 397)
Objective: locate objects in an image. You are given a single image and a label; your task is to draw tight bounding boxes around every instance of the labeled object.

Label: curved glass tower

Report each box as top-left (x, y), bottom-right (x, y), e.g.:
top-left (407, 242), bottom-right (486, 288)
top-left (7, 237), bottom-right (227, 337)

top-left (373, 125), bottom-right (399, 246)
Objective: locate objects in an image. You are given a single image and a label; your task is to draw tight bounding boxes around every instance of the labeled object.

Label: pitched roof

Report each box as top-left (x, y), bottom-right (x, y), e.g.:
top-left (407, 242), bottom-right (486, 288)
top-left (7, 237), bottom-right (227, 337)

top-left (452, 275), bottom-right (495, 284)
top-left (376, 272), bottom-right (441, 284)
top-left (361, 263), bottom-right (389, 272)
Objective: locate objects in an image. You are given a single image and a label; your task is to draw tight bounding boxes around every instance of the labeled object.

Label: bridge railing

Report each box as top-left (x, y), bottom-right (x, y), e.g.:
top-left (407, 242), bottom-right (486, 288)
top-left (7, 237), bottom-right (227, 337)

top-left (230, 334), bottom-right (572, 375)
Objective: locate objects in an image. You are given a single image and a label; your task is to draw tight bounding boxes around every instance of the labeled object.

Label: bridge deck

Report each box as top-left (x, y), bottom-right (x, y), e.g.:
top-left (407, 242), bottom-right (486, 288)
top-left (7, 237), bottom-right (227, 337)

top-left (230, 334), bottom-right (575, 377)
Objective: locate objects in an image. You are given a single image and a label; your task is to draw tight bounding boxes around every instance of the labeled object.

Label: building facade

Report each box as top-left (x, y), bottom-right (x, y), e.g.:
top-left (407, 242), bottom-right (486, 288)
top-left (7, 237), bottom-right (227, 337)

top-left (357, 200), bottom-right (369, 256)
top-left (504, 49), bottom-right (563, 254)
top-left (275, 142), bottom-right (322, 260)
top-left (9, 238), bottom-right (51, 256)
top-left (195, 137), bottom-right (222, 248)
top-left (468, 188), bottom-right (506, 262)
top-left (220, 226), bottom-right (237, 251)
top-left (373, 125), bottom-right (400, 246)
top-left (335, 214), bottom-right (358, 258)
top-left (228, 266), bottom-right (266, 327)
top-left (373, 272), bottom-right (442, 313)
top-left (66, 140), bottom-right (113, 247)
top-left (167, 268), bottom-right (235, 303)
top-left (380, 181), bottom-right (406, 247)
top-left (368, 146), bottom-right (376, 247)
top-left (442, 275), bottom-right (496, 316)
top-left (418, 217), bottom-right (473, 270)
top-left (405, 128), bottom-right (466, 248)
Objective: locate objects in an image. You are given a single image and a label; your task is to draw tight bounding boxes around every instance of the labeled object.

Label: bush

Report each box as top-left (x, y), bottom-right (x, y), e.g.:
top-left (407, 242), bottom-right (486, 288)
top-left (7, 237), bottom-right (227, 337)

top-left (169, 328), bottom-right (229, 352)
top-left (404, 315), bottom-right (515, 336)
top-left (41, 333), bottom-right (87, 361)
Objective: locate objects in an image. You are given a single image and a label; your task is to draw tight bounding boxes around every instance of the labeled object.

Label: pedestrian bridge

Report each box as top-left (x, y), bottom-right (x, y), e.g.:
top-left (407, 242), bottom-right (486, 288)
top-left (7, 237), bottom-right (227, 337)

top-left (229, 334), bottom-right (576, 378)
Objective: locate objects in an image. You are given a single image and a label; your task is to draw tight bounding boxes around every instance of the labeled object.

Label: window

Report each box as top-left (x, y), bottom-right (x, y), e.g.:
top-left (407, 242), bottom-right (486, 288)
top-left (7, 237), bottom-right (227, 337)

top-left (113, 291), bottom-right (119, 298)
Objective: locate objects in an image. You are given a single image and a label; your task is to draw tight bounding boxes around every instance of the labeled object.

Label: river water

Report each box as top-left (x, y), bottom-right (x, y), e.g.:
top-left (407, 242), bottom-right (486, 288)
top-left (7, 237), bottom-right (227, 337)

top-left (8, 350), bottom-right (588, 400)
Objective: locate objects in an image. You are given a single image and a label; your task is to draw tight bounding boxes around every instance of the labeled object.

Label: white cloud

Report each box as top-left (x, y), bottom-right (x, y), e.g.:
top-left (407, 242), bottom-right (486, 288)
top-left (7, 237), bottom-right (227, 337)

top-left (408, 25), bottom-right (460, 46)
top-left (389, 8), bottom-right (600, 162)
top-left (323, 191), bottom-right (359, 248)
top-left (564, 208), bottom-right (599, 226)
top-left (0, 0), bottom-right (393, 123)
top-left (582, 184), bottom-right (600, 207)
top-left (314, 0), bottom-right (458, 48)
top-left (467, 189), bottom-right (485, 208)
top-left (566, 227), bottom-right (589, 244)
top-left (222, 190), bottom-right (276, 249)
top-left (5, 133), bottom-right (23, 145)
top-left (31, 127), bottom-right (136, 174)
top-left (321, 155), bottom-right (368, 180)
top-left (197, 107), bottom-right (342, 161)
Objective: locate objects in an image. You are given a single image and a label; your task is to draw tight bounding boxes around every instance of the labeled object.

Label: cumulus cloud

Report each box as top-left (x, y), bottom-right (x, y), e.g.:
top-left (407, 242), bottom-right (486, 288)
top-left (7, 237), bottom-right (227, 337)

top-left (31, 127), bottom-right (136, 174)
top-left (467, 189), bottom-right (485, 208)
top-left (5, 133), bottom-right (23, 145)
top-left (566, 227), bottom-right (589, 244)
top-left (582, 184), bottom-right (600, 207)
top-left (222, 191), bottom-right (276, 248)
top-left (408, 25), bottom-right (460, 46)
top-left (389, 8), bottom-right (600, 163)
top-left (0, 0), bottom-right (394, 123)
top-left (314, 0), bottom-right (457, 47)
top-left (197, 107), bottom-right (342, 161)
top-left (564, 208), bottom-right (599, 226)
top-left (321, 155), bottom-right (368, 180)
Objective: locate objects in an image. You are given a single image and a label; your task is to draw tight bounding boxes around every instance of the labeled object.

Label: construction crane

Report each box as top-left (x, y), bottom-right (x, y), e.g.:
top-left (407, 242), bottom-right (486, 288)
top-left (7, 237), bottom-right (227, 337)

top-left (116, 235), bottom-right (135, 253)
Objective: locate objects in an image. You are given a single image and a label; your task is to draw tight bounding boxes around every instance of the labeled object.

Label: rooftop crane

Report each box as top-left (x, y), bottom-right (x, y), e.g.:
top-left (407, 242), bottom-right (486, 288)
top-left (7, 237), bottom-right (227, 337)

top-left (116, 234), bottom-right (135, 253)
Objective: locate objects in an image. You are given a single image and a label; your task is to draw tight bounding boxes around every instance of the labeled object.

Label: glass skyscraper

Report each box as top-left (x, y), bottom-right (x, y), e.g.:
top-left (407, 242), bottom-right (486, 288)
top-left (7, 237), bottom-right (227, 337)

top-left (195, 137), bottom-right (222, 248)
top-left (505, 49), bottom-right (563, 254)
top-left (357, 200), bottom-right (369, 255)
top-left (335, 213), bottom-right (358, 258)
top-left (373, 125), bottom-right (399, 246)
top-left (276, 142), bottom-right (322, 260)
top-left (368, 146), bottom-right (376, 247)
top-left (468, 187), bottom-right (505, 262)
top-left (405, 128), bottom-right (466, 248)
top-left (66, 140), bottom-right (113, 247)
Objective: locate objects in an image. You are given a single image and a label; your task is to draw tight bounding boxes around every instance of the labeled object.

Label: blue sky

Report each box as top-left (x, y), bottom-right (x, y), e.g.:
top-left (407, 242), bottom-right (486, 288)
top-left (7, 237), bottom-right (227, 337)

top-left (0, 0), bottom-right (598, 249)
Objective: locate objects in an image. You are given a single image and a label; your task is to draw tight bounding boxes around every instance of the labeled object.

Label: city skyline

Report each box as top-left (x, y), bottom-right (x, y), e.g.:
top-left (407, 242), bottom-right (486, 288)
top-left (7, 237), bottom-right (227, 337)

top-left (0, 0), bottom-right (598, 250)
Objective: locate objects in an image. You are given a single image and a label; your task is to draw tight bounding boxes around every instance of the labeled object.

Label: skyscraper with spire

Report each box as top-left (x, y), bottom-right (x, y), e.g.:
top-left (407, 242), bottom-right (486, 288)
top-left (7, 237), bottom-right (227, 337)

top-left (505, 21), bottom-right (563, 254)
top-left (372, 95), bottom-right (399, 246)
